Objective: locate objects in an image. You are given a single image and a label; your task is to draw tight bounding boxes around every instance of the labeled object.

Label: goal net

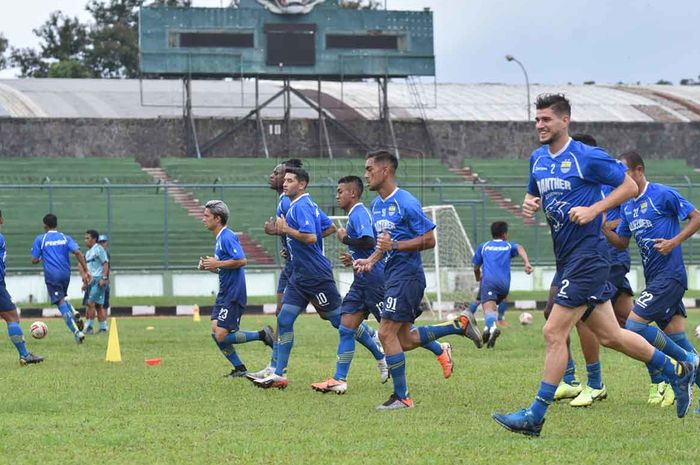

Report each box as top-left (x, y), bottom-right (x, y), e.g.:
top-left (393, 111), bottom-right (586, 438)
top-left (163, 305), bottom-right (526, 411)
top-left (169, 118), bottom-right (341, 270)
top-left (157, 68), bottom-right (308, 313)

top-left (325, 204), bottom-right (478, 319)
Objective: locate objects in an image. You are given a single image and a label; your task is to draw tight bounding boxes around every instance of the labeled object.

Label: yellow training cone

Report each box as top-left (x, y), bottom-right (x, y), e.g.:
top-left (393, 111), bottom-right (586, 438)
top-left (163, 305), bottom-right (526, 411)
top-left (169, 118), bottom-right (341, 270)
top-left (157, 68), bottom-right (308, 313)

top-left (105, 317), bottom-right (122, 362)
top-left (193, 304), bottom-right (201, 322)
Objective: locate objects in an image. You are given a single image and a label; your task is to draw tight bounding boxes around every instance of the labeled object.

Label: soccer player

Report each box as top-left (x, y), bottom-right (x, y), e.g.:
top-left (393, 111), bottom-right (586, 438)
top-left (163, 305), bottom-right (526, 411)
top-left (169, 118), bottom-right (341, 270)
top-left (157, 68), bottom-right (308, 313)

top-left (31, 213), bottom-right (89, 344)
top-left (472, 221), bottom-right (532, 348)
top-left (353, 150), bottom-right (483, 410)
top-left (492, 94), bottom-right (697, 437)
top-left (602, 150), bottom-right (700, 410)
top-left (97, 234), bottom-right (111, 320)
top-left (311, 176), bottom-right (454, 394)
top-left (82, 230), bottom-right (109, 334)
top-left (199, 200), bottom-right (273, 377)
top-left (253, 168), bottom-right (385, 389)
top-left (466, 298), bottom-right (508, 326)
top-left (0, 210), bottom-right (44, 365)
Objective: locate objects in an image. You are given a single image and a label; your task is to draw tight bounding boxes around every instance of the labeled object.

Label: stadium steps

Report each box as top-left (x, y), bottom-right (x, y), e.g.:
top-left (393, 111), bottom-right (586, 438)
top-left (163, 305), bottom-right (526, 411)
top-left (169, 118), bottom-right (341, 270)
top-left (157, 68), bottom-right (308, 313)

top-left (140, 167), bottom-right (276, 265)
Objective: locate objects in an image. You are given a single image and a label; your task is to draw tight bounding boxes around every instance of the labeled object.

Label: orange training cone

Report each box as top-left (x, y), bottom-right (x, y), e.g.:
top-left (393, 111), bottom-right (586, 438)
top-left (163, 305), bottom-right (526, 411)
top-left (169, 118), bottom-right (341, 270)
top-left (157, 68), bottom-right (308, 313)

top-left (193, 304), bottom-right (201, 322)
top-left (105, 317), bottom-right (122, 362)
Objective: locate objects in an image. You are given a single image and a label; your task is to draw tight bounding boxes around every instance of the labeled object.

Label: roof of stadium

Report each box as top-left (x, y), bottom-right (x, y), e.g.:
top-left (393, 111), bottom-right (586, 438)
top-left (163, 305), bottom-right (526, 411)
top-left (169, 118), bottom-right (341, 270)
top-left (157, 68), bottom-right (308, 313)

top-left (1, 78), bottom-right (700, 122)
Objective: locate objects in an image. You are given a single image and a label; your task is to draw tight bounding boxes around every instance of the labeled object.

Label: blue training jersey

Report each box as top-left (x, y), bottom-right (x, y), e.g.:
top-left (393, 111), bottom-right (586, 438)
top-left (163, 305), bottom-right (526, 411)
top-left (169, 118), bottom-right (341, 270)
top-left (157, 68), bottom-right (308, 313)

top-left (472, 239), bottom-right (519, 291)
top-left (31, 230), bottom-right (80, 283)
top-left (616, 182), bottom-right (695, 287)
top-left (346, 202), bottom-right (384, 282)
top-left (601, 185), bottom-right (631, 268)
top-left (370, 188), bottom-right (436, 282)
top-left (285, 193), bottom-right (334, 282)
top-left (214, 227), bottom-right (247, 306)
top-left (0, 233), bottom-right (7, 281)
top-left (276, 193), bottom-right (292, 260)
top-left (527, 138), bottom-right (627, 263)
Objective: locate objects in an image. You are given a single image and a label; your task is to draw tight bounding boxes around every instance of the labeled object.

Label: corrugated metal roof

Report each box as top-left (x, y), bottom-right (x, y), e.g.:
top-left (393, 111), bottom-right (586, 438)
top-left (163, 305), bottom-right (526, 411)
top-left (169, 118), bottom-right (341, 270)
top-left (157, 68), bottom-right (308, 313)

top-left (1, 78), bottom-right (699, 122)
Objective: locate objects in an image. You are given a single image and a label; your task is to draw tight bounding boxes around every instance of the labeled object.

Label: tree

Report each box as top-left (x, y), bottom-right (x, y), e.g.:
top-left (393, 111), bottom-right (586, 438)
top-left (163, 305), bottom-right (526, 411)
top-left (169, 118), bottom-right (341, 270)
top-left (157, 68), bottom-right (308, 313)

top-left (48, 59), bottom-right (94, 78)
top-left (680, 76), bottom-right (700, 86)
top-left (0, 33), bottom-right (7, 70)
top-left (655, 79), bottom-right (672, 85)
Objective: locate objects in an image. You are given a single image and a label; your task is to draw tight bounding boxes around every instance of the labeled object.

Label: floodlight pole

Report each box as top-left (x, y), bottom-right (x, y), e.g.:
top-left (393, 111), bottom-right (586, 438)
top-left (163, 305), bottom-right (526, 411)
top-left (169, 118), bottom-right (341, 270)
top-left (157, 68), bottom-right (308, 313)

top-left (505, 54), bottom-right (531, 121)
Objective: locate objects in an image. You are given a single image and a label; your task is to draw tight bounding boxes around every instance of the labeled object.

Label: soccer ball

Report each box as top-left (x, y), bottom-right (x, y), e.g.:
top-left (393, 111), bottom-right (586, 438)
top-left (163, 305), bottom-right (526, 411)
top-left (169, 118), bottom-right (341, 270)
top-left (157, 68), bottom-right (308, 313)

top-left (695, 324), bottom-right (700, 338)
top-left (519, 312), bottom-right (534, 326)
top-left (29, 321), bottom-right (48, 339)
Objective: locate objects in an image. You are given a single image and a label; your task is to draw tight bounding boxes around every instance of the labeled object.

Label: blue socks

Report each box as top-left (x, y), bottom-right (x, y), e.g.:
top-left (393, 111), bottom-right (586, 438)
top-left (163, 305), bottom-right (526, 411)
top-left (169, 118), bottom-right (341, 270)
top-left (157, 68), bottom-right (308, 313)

top-left (647, 364), bottom-right (666, 384)
top-left (650, 349), bottom-right (683, 381)
top-left (415, 320), bottom-right (463, 344)
top-left (355, 323), bottom-right (383, 361)
top-left (57, 302), bottom-right (79, 334)
top-left (563, 358), bottom-right (577, 384)
top-left (497, 301), bottom-right (507, 321)
top-left (421, 340), bottom-right (443, 356)
top-left (230, 331), bottom-right (262, 343)
top-left (484, 312), bottom-right (497, 331)
top-left (668, 331), bottom-right (700, 387)
top-left (529, 381), bottom-right (557, 422)
top-left (625, 319), bottom-right (691, 363)
top-left (468, 300), bottom-right (479, 315)
top-left (275, 304), bottom-right (302, 376)
top-left (212, 333), bottom-right (245, 369)
top-left (586, 361), bottom-right (603, 389)
top-left (386, 352), bottom-right (408, 399)
top-left (8, 322), bottom-right (29, 357)
top-left (334, 324), bottom-right (356, 381)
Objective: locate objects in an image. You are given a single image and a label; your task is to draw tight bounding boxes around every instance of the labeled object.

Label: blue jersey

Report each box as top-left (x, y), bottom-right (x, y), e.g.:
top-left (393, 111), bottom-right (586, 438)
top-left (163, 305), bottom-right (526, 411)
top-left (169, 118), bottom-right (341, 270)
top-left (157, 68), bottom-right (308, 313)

top-left (31, 230), bottom-right (80, 283)
top-left (285, 193), bottom-right (334, 282)
top-left (616, 182), bottom-right (695, 287)
top-left (276, 193), bottom-right (292, 260)
top-left (346, 202), bottom-right (384, 282)
top-left (601, 185), bottom-right (631, 268)
top-left (0, 233), bottom-right (7, 281)
top-left (472, 240), bottom-right (519, 291)
top-left (214, 227), bottom-right (247, 306)
top-left (527, 138), bottom-right (627, 263)
top-left (370, 188), bottom-right (435, 283)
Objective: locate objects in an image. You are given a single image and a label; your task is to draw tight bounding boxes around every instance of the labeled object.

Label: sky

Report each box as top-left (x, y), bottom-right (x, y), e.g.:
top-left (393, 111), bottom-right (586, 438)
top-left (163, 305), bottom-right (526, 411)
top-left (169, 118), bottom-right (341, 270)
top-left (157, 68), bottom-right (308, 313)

top-left (1, 0), bottom-right (699, 84)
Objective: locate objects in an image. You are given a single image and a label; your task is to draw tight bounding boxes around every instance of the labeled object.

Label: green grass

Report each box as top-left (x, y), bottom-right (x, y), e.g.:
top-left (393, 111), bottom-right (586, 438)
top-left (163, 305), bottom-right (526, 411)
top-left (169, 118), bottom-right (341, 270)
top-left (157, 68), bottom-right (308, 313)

top-left (3, 311), bottom-right (700, 464)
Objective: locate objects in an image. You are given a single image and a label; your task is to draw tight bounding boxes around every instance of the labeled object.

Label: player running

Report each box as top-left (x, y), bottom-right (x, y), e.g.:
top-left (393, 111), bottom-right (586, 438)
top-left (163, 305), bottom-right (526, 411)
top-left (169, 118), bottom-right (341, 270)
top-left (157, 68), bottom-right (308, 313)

top-left (602, 150), bottom-right (700, 410)
top-left (0, 210), bottom-right (44, 365)
top-left (199, 200), bottom-right (273, 378)
top-left (354, 150), bottom-right (483, 410)
top-left (492, 93), bottom-right (697, 437)
top-left (31, 214), bottom-right (89, 344)
top-left (472, 221), bottom-right (532, 348)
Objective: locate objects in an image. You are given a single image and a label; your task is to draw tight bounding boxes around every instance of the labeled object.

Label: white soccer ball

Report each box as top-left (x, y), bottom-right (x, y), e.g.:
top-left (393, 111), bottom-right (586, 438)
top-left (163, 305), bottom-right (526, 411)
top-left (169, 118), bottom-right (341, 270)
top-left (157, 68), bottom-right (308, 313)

top-left (30, 321), bottom-right (48, 339)
top-left (519, 312), bottom-right (534, 326)
top-left (695, 324), bottom-right (700, 339)
top-left (445, 312), bottom-right (456, 321)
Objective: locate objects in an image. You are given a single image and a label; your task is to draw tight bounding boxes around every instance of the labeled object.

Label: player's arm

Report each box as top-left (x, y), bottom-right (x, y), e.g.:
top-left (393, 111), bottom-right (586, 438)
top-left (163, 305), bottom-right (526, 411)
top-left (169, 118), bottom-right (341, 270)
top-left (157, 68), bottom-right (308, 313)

top-left (99, 261), bottom-right (109, 287)
top-left (516, 245), bottom-right (534, 274)
top-left (31, 257), bottom-right (41, 264)
top-left (570, 176), bottom-right (638, 225)
top-left (322, 224), bottom-right (337, 238)
top-left (264, 217), bottom-right (279, 235)
top-left (31, 238), bottom-right (41, 264)
top-left (73, 250), bottom-right (91, 282)
top-left (473, 264), bottom-right (482, 282)
top-left (522, 193), bottom-right (541, 218)
top-left (601, 222), bottom-right (630, 250)
top-left (655, 209), bottom-right (700, 255)
top-left (337, 227), bottom-right (374, 250)
top-left (377, 229), bottom-right (435, 253)
top-left (275, 215), bottom-right (316, 245)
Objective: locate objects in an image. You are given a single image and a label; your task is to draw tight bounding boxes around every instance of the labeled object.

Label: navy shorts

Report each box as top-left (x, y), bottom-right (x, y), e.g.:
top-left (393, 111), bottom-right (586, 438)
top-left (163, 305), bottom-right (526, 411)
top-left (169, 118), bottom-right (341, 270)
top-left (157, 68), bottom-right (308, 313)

top-left (0, 282), bottom-right (16, 312)
top-left (283, 277), bottom-right (342, 319)
top-left (381, 274), bottom-right (426, 323)
top-left (211, 301), bottom-right (245, 331)
top-left (479, 281), bottom-right (508, 304)
top-left (276, 261), bottom-right (292, 294)
top-left (553, 255), bottom-right (615, 309)
top-left (632, 276), bottom-right (686, 330)
top-left (609, 264), bottom-right (633, 299)
top-left (46, 280), bottom-right (69, 305)
top-left (340, 277), bottom-right (385, 321)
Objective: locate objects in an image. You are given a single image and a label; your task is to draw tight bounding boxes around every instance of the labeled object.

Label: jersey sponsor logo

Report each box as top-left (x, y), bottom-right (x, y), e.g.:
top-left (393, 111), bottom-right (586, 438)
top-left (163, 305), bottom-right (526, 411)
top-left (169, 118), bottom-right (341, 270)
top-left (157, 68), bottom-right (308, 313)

top-left (536, 177), bottom-right (572, 195)
top-left (560, 159), bottom-right (572, 174)
top-left (629, 218), bottom-right (653, 232)
top-left (44, 239), bottom-right (68, 247)
top-left (374, 219), bottom-right (395, 232)
top-left (483, 245), bottom-right (511, 252)
top-left (534, 165), bottom-right (549, 172)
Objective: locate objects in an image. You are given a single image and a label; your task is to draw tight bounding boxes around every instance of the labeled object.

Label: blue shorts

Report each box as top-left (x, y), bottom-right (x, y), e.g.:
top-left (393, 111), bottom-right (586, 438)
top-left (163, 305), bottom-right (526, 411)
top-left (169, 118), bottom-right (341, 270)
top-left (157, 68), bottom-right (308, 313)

top-left (87, 279), bottom-right (106, 305)
top-left (381, 274), bottom-right (426, 323)
top-left (479, 281), bottom-right (508, 304)
top-left (211, 301), bottom-right (245, 331)
top-left (276, 261), bottom-right (292, 294)
top-left (609, 264), bottom-right (633, 299)
top-left (283, 277), bottom-right (342, 319)
top-left (632, 277), bottom-right (686, 330)
top-left (340, 277), bottom-right (384, 321)
top-left (46, 280), bottom-right (69, 305)
top-left (553, 254), bottom-right (615, 309)
top-left (0, 282), bottom-right (16, 312)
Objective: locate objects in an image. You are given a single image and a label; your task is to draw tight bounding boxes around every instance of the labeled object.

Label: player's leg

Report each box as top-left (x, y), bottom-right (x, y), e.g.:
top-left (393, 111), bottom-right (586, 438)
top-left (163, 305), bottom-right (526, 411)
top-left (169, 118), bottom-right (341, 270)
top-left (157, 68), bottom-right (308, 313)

top-left (376, 319), bottom-right (414, 409)
top-left (83, 287), bottom-right (94, 333)
top-left (496, 301), bottom-right (509, 326)
top-left (482, 298), bottom-right (501, 348)
top-left (51, 281), bottom-right (83, 343)
top-left (569, 320), bottom-right (606, 407)
top-left (210, 304), bottom-right (249, 376)
top-left (0, 297), bottom-right (43, 365)
top-left (545, 282), bottom-right (580, 400)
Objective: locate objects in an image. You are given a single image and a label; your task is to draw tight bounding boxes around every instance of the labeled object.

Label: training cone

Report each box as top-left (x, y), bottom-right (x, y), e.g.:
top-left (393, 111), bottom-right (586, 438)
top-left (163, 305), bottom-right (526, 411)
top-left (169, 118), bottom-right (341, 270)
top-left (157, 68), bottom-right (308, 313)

top-left (105, 317), bottom-right (122, 362)
top-left (193, 304), bottom-right (201, 322)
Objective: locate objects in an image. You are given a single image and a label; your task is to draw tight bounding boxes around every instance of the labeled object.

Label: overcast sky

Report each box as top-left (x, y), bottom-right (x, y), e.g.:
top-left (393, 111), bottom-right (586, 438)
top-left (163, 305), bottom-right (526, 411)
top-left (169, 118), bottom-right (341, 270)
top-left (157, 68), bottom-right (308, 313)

top-left (1, 0), bottom-right (699, 84)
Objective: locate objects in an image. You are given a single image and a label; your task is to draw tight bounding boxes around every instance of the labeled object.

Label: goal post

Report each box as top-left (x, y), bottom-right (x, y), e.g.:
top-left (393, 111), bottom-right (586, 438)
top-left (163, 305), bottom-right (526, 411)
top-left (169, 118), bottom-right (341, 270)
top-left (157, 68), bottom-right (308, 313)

top-left (325, 204), bottom-right (478, 319)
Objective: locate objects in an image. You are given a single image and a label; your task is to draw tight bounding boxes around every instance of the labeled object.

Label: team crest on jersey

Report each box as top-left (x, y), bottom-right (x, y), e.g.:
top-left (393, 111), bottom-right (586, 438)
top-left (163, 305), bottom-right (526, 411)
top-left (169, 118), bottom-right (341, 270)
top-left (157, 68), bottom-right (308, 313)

top-left (640, 201), bottom-right (648, 214)
top-left (560, 159), bottom-right (572, 174)
top-left (388, 205), bottom-right (397, 216)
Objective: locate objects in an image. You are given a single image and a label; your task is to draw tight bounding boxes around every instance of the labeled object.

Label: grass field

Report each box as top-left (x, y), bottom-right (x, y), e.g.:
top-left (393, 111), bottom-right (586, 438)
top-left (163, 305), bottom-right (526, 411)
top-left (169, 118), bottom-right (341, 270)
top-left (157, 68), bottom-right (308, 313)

top-left (3, 311), bottom-right (700, 465)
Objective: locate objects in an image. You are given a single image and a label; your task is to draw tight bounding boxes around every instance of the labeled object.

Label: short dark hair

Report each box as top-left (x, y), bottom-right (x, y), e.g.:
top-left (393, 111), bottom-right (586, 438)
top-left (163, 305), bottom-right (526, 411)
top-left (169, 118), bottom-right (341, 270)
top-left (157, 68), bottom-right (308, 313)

top-left (285, 167), bottom-right (310, 186)
top-left (338, 175), bottom-right (364, 198)
top-left (43, 213), bottom-right (58, 229)
top-left (572, 133), bottom-right (597, 146)
top-left (86, 229), bottom-right (99, 240)
top-left (491, 221), bottom-right (508, 238)
top-left (619, 150), bottom-right (645, 171)
top-left (535, 93), bottom-right (571, 117)
top-left (366, 149), bottom-right (399, 172)
top-left (283, 158), bottom-right (303, 168)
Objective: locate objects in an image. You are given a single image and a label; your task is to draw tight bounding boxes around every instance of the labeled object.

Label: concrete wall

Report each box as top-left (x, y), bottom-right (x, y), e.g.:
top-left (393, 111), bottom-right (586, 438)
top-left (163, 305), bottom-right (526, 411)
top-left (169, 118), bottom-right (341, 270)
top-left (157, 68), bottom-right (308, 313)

top-left (1, 118), bottom-right (698, 167)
